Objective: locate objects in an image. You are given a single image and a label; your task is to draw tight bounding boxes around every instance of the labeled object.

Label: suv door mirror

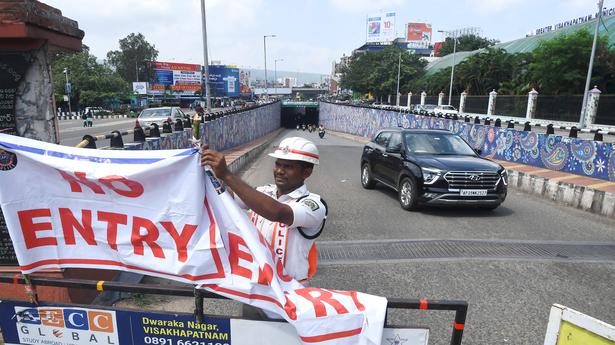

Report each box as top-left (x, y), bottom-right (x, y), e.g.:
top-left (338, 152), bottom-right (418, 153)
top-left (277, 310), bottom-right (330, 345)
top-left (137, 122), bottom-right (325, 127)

top-left (386, 144), bottom-right (402, 153)
top-left (474, 148), bottom-right (483, 155)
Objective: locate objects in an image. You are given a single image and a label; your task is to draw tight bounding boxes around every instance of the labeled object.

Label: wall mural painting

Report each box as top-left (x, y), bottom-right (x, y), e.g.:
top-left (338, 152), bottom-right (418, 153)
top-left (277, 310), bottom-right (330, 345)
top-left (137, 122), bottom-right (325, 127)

top-left (320, 102), bottom-right (615, 181)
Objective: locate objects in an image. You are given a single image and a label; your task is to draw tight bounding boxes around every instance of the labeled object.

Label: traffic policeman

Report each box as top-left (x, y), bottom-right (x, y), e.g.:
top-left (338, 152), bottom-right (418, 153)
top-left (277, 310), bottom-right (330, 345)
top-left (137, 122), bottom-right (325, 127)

top-left (200, 137), bottom-right (327, 282)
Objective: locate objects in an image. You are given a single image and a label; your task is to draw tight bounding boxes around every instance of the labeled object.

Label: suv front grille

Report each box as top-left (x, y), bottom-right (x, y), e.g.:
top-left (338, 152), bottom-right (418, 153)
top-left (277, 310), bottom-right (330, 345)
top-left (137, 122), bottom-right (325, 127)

top-left (444, 171), bottom-right (500, 190)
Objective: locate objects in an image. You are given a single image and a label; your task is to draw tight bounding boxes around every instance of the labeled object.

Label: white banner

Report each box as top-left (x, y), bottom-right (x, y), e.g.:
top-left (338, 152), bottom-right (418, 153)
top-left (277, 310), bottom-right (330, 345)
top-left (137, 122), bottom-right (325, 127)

top-left (0, 134), bottom-right (387, 345)
top-left (366, 11), bottom-right (396, 43)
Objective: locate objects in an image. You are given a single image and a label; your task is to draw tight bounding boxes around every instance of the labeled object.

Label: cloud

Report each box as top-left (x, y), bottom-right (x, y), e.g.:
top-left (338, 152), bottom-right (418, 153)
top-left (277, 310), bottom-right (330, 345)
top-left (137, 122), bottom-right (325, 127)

top-left (328, 0), bottom-right (404, 13)
top-left (464, 0), bottom-right (527, 15)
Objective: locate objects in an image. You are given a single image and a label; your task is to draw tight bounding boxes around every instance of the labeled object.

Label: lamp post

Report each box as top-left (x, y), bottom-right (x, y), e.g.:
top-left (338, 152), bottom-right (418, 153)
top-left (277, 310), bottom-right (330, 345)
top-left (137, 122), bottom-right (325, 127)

top-left (63, 68), bottom-right (72, 116)
top-left (579, 0), bottom-right (605, 128)
top-left (200, 0), bottom-right (212, 112)
top-left (438, 30), bottom-right (458, 105)
top-left (274, 58), bottom-right (283, 97)
top-left (396, 52), bottom-right (401, 106)
top-left (263, 34), bottom-right (276, 100)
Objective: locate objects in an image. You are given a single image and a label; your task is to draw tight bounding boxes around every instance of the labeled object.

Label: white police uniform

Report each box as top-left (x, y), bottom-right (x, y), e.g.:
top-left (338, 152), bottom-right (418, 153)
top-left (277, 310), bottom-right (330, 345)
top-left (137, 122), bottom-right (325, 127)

top-left (235, 184), bottom-right (326, 282)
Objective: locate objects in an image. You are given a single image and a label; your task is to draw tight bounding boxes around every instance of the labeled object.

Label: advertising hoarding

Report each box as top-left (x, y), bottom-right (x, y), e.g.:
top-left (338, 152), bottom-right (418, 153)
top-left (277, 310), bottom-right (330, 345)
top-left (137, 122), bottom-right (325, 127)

top-left (132, 82), bottom-right (148, 95)
top-left (239, 70), bottom-right (251, 95)
top-left (205, 65), bottom-right (240, 98)
top-left (150, 61), bottom-right (202, 96)
top-left (0, 300), bottom-right (429, 345)
top-left (366, 11), bottom-right (396, 43)
top-left (406, 22), bottom-right (432, 49)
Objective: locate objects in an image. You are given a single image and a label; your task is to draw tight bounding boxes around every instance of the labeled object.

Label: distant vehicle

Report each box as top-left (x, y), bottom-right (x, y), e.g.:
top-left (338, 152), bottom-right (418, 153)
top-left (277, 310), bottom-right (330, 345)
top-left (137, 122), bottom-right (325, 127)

top-left (137, 107), bottom-right (188, 128)
top-left (413, 104), bottom-right (437, 115)
top-left (84, 107), bottom-right (110, 116)
top-left (361, 128), bottom-right (508, 211)
top-left (434, 105), bottom-right (459, 116)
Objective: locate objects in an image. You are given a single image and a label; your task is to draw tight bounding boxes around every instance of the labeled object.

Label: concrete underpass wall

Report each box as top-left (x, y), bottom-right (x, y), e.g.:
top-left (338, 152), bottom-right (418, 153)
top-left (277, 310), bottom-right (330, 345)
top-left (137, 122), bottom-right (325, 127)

top-left (320, 102), bottom-right (615, 182)
top-left (202, 102), bottom-right (281, 151)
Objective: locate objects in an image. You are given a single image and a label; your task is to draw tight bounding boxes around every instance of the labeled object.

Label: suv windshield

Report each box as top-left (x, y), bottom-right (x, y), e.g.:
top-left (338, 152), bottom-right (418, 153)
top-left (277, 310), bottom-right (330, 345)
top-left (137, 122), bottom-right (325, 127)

top-left (404, 133), bottom-right (476, 155)
top-left (139, 108), bottom-right (171, 118)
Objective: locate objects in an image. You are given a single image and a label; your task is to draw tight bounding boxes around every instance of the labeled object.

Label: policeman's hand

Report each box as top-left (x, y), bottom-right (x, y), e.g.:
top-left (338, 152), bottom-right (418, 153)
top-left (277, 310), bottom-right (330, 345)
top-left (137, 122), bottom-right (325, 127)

top-left (200, 144), bottom-right (231, 180)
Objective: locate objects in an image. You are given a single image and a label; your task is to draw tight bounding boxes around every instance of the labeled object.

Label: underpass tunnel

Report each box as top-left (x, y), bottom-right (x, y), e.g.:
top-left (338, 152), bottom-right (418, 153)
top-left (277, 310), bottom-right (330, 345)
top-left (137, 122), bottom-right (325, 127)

top-left (281, 106), bottom-right (319, 128)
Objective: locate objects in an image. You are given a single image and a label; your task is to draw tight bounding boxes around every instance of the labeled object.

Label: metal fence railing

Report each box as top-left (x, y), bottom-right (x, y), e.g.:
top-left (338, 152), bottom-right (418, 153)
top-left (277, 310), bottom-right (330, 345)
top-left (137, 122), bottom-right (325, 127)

top-left (534, 95), bottom-right (584, 123)
top-left (0, 274), bottom-right (468, 345)
top-left (496, 95), bottom-right (527, 117)
top-left (464, 96), bottom-right (488, 114)
top-left (596, 94), bottom-right (615, 125)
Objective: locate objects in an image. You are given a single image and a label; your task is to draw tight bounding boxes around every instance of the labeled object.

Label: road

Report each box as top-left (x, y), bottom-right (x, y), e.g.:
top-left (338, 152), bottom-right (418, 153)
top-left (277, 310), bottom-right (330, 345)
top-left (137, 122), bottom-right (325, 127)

top-left (58, 117), bottom-right (138, 147)
top-left (113, 128), bottom-right (615, 344)
top-left (233, 129), bottom-right (615, 344)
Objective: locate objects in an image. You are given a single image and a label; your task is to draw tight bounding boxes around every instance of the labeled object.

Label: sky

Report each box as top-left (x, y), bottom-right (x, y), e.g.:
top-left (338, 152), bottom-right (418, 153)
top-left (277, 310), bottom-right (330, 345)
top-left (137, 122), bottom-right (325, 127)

top-left (44, 0), bottom-right (614, 75)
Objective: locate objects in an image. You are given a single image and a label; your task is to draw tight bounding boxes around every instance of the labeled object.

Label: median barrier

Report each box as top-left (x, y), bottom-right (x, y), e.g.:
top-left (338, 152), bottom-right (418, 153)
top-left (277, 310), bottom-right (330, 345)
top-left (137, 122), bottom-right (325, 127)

top-left (320, 102), bottom-right (615, 182)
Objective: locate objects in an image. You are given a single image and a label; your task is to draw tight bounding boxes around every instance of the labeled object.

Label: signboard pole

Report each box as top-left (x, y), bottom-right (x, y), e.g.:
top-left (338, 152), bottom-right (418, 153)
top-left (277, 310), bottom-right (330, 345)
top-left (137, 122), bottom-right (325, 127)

top-left (200, 0), bottom-right (212, 112)
top-left (579, 0), bottom-right (604, 128)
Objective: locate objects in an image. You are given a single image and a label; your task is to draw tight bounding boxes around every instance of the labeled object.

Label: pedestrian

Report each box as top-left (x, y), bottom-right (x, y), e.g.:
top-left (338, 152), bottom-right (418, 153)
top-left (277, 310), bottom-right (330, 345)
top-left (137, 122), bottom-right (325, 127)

top-left (81, 112), bottom-right (87, 127)
top-left (200, 137), bottom-right (327, 317)
top-left (86, 111), bottom-right (93, 127)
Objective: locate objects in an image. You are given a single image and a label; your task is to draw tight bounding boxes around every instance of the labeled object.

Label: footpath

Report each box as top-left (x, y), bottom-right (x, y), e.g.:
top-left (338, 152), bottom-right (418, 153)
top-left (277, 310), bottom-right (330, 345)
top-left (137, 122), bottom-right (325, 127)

top-left (327, 130), bottom-right (615, 219)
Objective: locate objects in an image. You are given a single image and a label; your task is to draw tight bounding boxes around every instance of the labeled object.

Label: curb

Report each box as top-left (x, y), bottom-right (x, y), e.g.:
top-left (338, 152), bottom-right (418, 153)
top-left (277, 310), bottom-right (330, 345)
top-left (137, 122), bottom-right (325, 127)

top-left (327, 130), bottom-right (614, 219)
top-left (226, 128), bottom-right (284, 174)
top-left (508, 170), bottom-right (615, 219)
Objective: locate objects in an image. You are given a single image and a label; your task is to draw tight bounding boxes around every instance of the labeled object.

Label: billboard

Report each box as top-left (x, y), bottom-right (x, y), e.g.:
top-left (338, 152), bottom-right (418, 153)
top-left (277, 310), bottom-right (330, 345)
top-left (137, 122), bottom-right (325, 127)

top-left (205, 65), bottom-right (240, 98)
top-left (132, 82), bottom-right (148, 95)
top-left (240, 70), bottom-right (252, 95)
top-left (150, 61), bottom-right (202, 96)
top-left (406, 22), bottom-right (432, 49)
top-left (0, 300), bottom-right (429, 345)
top-left (366, 11), bottom-right (396, 43)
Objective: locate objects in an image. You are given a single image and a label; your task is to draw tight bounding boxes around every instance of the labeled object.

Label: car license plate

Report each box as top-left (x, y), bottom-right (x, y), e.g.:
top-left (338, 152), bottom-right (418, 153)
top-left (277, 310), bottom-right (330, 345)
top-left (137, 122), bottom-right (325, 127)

top-left (460, 189), bottom-right (487, 196)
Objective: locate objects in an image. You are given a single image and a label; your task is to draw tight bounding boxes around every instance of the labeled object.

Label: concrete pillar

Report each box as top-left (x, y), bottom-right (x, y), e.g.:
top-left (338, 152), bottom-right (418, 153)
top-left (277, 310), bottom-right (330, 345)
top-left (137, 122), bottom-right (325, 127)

top-left (387, 94), bottom-right (392, 104)
top-left (583, 86), bottom-right (601, 128)
top-left (459, 91), bottom-right (467, 113)
top-left (407, 92), bottom-right (412, 108)
top-left (396, 93), bottom-right (400, 107)
top-left (526, 88), bottom-right (538, 120)
top-left (487, 89), bottom-right (497, 116)
top-left (438, 91), bottom-right (445, 106)
top-left (420, 91), bottom-right (426, 105)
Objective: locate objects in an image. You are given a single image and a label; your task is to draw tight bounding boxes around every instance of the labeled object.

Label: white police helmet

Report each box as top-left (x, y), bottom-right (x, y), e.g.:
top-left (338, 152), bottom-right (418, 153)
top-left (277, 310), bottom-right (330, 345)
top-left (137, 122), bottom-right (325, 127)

top-left (268, 137), bottom-right (319, 165)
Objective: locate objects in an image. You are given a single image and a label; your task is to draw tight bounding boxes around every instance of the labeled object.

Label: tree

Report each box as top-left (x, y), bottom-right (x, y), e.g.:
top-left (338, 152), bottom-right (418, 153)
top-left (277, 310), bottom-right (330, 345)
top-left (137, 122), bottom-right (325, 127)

top-left (52, 46), bottom-right (130, 108)
top-left (340, 46), bottom-right (426, 99)
top-left (529, 29), bottom-right (615, 94)
top-left (438, 34), bottom-right (499, 57)
top-left (106, 33), bottom-right (159, 83)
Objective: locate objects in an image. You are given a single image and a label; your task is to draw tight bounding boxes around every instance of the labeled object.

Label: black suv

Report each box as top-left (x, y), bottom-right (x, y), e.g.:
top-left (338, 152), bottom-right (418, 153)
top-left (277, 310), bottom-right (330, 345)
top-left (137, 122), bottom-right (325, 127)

top-left (361, 128), bottom-right (508, 210)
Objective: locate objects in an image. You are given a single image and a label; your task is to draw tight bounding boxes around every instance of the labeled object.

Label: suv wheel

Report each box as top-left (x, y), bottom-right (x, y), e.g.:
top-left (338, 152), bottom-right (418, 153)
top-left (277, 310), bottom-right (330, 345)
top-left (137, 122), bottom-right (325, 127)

top-left (361, 163), bottom-right (376, 189)
top-left (399, 176), bottom-right (419, 211)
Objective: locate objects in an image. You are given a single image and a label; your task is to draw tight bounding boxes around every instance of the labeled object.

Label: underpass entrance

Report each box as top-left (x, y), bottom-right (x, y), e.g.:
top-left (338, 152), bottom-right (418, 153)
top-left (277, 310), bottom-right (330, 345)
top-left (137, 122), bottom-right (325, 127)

top-left (281, 101), bottom-right (319, 128)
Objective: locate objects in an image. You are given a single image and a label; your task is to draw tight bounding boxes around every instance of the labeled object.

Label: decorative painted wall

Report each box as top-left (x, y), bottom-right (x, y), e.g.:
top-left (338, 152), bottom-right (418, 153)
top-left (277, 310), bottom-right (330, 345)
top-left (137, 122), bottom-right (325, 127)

top-left (320, 102), bottom-right (615, 181)
top-left (202, 102), bottom-right (281, 151)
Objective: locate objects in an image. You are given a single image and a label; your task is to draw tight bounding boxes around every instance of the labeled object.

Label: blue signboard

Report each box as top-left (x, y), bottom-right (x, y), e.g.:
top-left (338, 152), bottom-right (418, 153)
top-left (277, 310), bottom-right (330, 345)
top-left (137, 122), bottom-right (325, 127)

top-left (203, 65), bottom-right (240, 98)
top-left (154, 69), bottom-right (174, 86)
top-left (0, 300), bottom-right (231, 345)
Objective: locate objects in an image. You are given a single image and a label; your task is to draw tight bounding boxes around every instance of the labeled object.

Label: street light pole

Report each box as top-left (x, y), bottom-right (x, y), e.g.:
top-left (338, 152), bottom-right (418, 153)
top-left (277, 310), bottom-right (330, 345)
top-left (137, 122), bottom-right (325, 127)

top-left (263, 34), bottom-right (276, 100)
top-left (200, 0), bottom-right (212, 112)
top-left (439, 30), bottom-right (457, 105)
top-left (63, 68), bottom-right (72, 116)
top-left (135, 60), bottom-right (139, 82)
top-left (396, 52), bottom-right (401, 106)
top-left (579, 0), bottom-right (604, 128)
top-left (274, 58), bottom-right (283, 97)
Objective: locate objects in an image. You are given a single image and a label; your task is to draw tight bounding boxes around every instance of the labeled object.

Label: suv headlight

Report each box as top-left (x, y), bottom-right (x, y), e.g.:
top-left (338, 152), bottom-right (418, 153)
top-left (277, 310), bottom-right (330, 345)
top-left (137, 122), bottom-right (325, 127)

top-left (422, 167), bottom-right (442, 185)
top-left (500, 169), bottom-right (508, 186)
